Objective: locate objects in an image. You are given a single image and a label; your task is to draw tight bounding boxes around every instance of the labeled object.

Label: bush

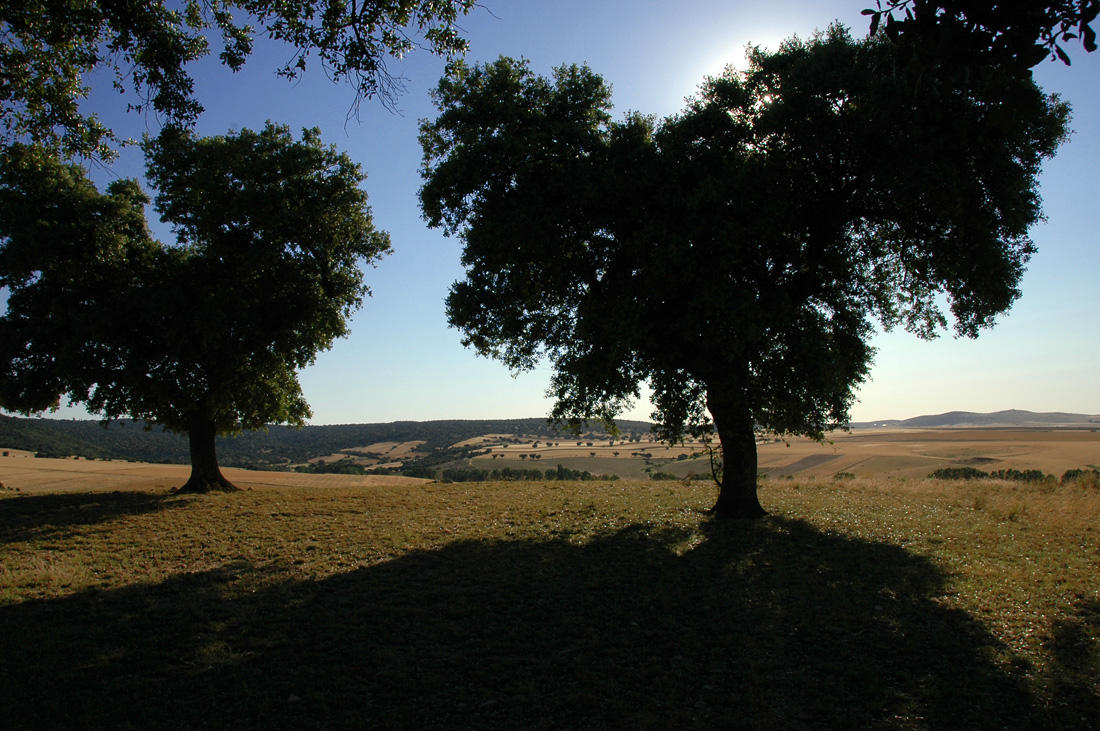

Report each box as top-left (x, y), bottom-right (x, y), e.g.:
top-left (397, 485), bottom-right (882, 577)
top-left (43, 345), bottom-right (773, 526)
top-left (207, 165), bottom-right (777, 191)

top-left (1061, 468), bottom-right (1100, 488)
top-left (295, 457), bottom-right (367, 475)
top-left (987, 468), bottom-right (1052, 483)
top-left (929, 467), bottom-right (988, 480)
top-left (929, 466), bottom-right (1054, 483)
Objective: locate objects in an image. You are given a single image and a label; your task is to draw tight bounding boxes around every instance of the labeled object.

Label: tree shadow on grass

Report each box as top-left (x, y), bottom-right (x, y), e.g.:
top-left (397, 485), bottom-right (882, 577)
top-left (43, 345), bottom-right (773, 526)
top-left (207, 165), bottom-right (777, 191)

top-left (0, 516), bottom-right (1085, 728)
top-left (1045, 599), bottom-right (1100, 726)
top-left (0, 491), bottom-right (181, 544)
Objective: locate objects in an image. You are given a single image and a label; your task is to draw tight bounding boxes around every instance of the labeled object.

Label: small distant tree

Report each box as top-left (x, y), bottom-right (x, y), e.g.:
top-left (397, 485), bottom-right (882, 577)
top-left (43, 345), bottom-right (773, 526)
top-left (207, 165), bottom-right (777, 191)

top-left (419, 29), bottom-right (1068, 518)
top-left (0, 124), bottom-right (390, 492)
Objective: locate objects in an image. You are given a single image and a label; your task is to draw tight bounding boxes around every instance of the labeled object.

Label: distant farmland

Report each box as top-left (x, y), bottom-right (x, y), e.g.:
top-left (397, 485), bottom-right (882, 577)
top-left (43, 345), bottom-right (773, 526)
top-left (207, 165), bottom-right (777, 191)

top-left (449, 427), bottom-right (1100, 482)
top-left (3, 424), bottom-right (1098, 486)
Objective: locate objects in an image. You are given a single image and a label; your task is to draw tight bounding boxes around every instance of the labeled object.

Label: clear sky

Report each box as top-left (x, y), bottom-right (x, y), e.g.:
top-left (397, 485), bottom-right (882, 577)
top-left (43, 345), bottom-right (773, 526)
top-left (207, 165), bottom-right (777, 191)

top-left (55, 0), bottom-right (1100, 424)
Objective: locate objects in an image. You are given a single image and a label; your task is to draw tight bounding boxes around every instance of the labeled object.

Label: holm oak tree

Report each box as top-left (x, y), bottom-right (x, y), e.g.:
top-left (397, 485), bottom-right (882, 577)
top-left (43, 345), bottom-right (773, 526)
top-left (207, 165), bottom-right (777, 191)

top-left (0, 123), bottom-right (390, 492)
top-left (0, 0), bottom-right (475, 160)
top-left (418, 27), bottom-right (1068, 518)
top-left (864, 1), bottom-right (1098, 70)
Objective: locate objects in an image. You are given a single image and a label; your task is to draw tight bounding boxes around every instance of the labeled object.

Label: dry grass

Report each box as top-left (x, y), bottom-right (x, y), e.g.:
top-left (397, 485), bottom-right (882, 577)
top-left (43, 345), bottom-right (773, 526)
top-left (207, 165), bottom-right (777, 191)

top-left (0, 466), bottom-right (1097, 728)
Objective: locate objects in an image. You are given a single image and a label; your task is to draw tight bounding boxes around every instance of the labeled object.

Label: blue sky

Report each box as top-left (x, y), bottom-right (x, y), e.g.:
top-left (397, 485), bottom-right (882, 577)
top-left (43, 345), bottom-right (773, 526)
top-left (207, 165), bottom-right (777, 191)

top-left (59, 1), bottom-right (1100, 424)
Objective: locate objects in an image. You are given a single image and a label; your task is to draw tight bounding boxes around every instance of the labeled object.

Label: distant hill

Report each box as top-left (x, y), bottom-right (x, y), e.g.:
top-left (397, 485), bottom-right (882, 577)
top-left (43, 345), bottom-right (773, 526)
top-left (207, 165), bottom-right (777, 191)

top-left (5, 409), bottom-right (1096, 471)
top-left (0, 414), bottom-right (654, 467)
top-left (850, 409), bottom-right (1100, 429)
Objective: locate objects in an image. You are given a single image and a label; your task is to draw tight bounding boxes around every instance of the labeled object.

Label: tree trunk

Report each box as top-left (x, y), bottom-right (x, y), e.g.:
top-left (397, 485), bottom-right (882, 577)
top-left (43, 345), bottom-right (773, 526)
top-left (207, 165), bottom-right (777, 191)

top-left (707, 389), bottom-right (766, 519)
top-left (176, 415), bottom-right (237, 493)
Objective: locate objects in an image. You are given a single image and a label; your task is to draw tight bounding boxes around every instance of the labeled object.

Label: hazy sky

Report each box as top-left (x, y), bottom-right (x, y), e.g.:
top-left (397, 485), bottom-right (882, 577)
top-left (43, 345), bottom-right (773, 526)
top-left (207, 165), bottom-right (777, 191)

top-left (57, 1), bottom-right (1100, 424)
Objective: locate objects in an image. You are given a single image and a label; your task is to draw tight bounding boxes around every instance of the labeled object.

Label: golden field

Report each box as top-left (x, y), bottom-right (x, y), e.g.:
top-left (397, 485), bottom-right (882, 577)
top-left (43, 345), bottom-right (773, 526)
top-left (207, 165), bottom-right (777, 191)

top-left (0, 451), bottom-right (430, 495)
top-left (756, 427), bottom-right (1100, 478)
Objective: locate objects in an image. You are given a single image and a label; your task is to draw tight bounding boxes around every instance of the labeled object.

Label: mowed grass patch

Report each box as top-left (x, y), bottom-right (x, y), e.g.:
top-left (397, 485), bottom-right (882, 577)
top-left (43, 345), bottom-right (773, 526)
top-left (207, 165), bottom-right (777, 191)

top-left (0, 477), bottom-right (1097, 728)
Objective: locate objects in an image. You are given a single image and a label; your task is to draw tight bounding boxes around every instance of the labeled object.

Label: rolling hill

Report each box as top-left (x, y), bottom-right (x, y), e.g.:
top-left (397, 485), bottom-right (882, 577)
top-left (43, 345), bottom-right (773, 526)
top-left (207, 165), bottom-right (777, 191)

top-left (849, 409), bottom-right (1100, 429)
top-left (0, 414), bottom-right (654, 468)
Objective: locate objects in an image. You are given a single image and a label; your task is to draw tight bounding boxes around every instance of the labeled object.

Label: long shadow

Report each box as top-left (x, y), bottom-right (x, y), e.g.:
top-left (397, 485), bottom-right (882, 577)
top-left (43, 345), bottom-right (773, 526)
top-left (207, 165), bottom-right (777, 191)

top-left (1045, 599), bottom-right (1100, 725)
top-left (0, 491), bottom-right (181, 544)
top-left (0, 516), bottom-right (1083, 728)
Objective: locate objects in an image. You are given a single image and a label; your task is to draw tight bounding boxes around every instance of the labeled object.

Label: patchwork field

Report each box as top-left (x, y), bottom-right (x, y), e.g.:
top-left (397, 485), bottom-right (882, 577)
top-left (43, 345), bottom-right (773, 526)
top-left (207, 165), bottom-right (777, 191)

top-left (756, 427), bottom-right (1100, 479)
top-left (4, 426), bottom-right (1096, 492)
top-left (463, 427), bottom-right (1100, 481)
top-left (1, 455), bottom-right (1097, 727)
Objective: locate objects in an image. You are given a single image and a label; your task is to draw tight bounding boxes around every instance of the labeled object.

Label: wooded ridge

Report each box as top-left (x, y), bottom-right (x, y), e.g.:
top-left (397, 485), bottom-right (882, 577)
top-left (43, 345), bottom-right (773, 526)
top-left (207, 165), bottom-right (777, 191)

top-left (0, 414), bottom-right (655, 467)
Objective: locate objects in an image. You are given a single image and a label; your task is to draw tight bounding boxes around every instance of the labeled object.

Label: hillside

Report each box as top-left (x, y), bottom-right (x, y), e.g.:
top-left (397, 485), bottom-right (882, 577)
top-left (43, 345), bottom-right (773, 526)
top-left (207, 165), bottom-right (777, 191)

top-left (850, 409), bottom-right (1100, 429)
top-left (3, 410), bottom-right (1097, 483)
top-left (0, 414), bottom-right (654, 468)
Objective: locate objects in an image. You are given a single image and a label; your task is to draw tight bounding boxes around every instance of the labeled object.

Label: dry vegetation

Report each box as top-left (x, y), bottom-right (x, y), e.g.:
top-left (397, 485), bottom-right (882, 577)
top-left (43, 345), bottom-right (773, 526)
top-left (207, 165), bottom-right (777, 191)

top-left (1, 452), bottom-right (1097, 728)
top-left (758, 428), bottom-right (1100, 479)
top-left (306, 440), bottom-right (426, 467)
top-left (464, 427), bottom-right (1100, 484)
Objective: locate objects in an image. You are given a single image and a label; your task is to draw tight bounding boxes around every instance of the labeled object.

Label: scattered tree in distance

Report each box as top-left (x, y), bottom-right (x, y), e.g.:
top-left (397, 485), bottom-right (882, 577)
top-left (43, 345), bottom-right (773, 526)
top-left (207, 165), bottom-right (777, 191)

top-left (0, 124), bottom-right (390, 492)
top-left (0, 0), bottom-right (475, 160)
top-left (418, 27), bottom-right (1069, 518)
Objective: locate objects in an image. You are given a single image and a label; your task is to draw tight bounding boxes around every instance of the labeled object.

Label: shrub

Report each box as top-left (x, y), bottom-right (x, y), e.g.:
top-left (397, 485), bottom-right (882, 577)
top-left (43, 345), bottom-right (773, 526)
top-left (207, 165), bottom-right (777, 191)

top-left (988, 468), bottom-right (1052, 484)
top-left (929, 467), bottom-right (988, 480)
top-left (295, 457), bottom-right (367, 475)
top-left (1060, 468), bottom-right (1100, 488)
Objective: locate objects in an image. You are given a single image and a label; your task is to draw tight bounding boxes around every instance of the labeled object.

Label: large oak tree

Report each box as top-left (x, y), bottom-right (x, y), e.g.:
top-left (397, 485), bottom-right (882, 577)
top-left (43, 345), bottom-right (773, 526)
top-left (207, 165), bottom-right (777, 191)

top-left (1, 0), bottom-right (475, 160)
top-left (0, 123), bottom-right (389, 492)
top-left (863, 1), bottom-right (1098, 73)
top-left (418, 27), bottom-right (1068, 517)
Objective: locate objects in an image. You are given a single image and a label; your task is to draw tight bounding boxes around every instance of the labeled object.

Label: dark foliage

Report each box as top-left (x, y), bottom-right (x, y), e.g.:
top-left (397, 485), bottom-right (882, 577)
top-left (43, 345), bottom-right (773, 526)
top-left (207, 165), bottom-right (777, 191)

top-left (0, 0), bottom-right (475, 159)
top-left (418, 28), bottom-right (1069, 517)
top-left (1060, 467), bottom-right (1100, 485)
top-left (864, 1), bottom-right (1098, 73)
top-left (0, 414), bottom-right (652, 469)
top-left (0, 126), bottom-right (389, 492)
top-left (295, 457), bottom-right (369, 475)
top-left (439, 464), bottom-right (617, 482)
top-left (929, 466), bottom-right (1054, 482)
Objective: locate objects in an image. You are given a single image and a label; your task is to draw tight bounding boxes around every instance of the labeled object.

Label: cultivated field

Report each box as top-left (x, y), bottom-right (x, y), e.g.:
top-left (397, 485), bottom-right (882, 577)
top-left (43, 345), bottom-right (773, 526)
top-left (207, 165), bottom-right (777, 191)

top-left (0, 450), bottom-right (1097, 727)
top-left (756, 427), bottom-right (1100, 479)
top-left (465, 427), bottom-right (1100, 481)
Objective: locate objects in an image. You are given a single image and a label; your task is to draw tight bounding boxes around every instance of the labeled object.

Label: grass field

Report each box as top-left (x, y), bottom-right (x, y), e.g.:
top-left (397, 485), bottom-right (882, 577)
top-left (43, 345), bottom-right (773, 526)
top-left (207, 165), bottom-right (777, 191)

top-left (1, 452), bottom-right (1097, 728)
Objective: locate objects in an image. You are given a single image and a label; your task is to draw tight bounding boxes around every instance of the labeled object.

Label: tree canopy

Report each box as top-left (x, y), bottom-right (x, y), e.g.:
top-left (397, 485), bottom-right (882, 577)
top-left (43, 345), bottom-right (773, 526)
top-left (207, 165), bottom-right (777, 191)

top-left (0, 0), bottom-right (474, 160)
top-left (0, 123), bottom-right (390, 491)
top-left (863, 1), bottom-right (1098, 72)
top-left (418, 27), bottom-right (1069, 517)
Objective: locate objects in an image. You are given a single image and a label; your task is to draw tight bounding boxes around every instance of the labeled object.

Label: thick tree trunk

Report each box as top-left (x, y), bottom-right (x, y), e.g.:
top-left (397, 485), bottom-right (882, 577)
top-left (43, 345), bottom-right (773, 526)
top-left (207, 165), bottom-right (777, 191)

top-left (176, 415), bottom-right (237, 493)
top-left (708, 389), bottom-right (766, 519)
